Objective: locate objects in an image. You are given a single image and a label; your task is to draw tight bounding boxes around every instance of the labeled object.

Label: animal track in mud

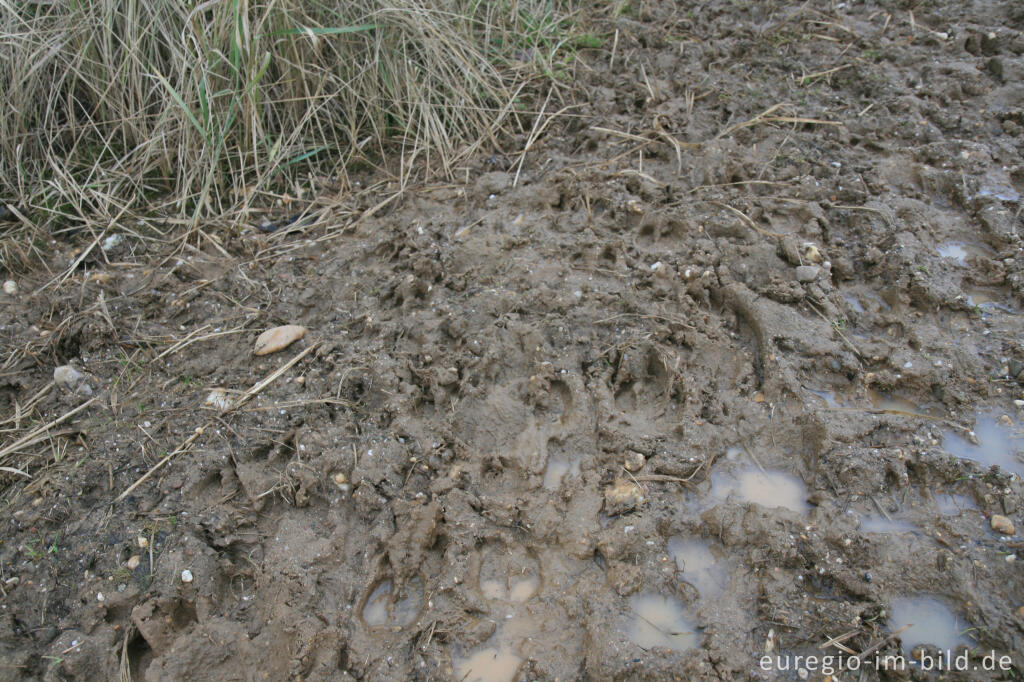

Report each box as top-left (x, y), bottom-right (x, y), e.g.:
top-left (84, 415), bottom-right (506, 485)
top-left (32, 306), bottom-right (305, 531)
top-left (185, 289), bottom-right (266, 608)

top-left (476, 542), bottom-right (542, 604)
top-left (452, 543), bottom-right (545, 682)
top-left (360, 576), bottom-right (423, 629)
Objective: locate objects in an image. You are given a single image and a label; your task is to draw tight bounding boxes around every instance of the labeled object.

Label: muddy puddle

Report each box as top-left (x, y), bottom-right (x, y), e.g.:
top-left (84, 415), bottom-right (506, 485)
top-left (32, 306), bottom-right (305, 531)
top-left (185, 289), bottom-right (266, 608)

top-left (943, 411), bottom-right (1024, 477)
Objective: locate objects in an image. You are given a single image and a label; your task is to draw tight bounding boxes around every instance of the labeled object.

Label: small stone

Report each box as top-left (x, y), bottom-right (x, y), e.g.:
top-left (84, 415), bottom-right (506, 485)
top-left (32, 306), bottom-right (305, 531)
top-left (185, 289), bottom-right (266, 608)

top-left (333, 472), bottom-right (348, 486)
top-left (101, 234), bottom-right (123, 251)
top-left (137, 536), bottom-right (149, 549)
top-left (1017, 605), bottom-right (1024, 618)
top-left (795, 265), bottom-right (820, 282)
top-left (2, 280), bottom-right (17, 295)
top-left (204, 388), bottom-right (232, 410)
top-left (181, 569), bottom-right (194, 583)
top-left (126, 555), bottom-right (141, 570)
top-left (991, 514), bottom-right (1015, 535)
top-left (97, 592), bottom-right (105, 602)
top-left (802, 243), bottom-right (824, 264)
top-left (254, 325), bottom-right (307, 356)
top-left (54, 365), bottom-right (92, 396)
top-left (624, 451), bottom-right (646, 472)
top-left (604, 479), bottom-right (645, 515)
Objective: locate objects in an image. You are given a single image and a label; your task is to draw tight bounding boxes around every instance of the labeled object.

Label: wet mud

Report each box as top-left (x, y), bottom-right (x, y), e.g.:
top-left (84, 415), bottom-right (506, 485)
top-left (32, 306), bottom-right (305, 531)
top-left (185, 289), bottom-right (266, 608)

top-left (2, 0), bottom-right (1024, 680)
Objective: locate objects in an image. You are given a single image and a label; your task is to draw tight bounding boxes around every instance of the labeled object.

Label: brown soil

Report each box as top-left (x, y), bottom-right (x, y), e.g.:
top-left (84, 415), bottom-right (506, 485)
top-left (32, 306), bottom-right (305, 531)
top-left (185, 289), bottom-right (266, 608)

top-left (3, 1), bottom-right (1024, 680)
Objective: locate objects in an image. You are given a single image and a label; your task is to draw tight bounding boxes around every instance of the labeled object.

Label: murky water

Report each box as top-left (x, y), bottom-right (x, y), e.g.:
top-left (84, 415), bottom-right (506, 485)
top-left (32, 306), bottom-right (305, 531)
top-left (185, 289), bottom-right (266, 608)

top-left (867, 388), bottom-right (941, 417)
top-left (804, 387), bottom-right (842, 408)
top-left (543, 457), bottom-right (581, 489)
top-left (858, 514), bottom-right (917, 534)
top-left (626, 593), bottom-right (699, 652)
top-left (362, 578), bottom-right (421, 627)
top-left (889, 596), bottom-right (972, 654)
top-left (453, 647), bottom-right (522, 682)
top-left (933, 492), bottom-right (976, 515)
top-left (454, 612), bottom-right (541, 682)
top-left (667, 537), bottom-right (727, 598)
top-left (710, 467), bottom-right (809, 513)
top-left (942, 411), bottom-right (1024, 477)
top-left (938, 243), bottom-right (969, 265)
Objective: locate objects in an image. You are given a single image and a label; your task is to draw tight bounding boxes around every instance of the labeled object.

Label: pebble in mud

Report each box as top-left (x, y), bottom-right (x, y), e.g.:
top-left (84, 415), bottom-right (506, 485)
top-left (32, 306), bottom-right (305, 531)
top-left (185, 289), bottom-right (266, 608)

top-left (2, 280), bottom-right (17, 295)
top-left (54, 365), bottom-right (92, 396)
top-left (253, 324), bottom-right (307, 355)
top-left (180, 569), bottom-right (193, 583)
top-left (991, 514), bottom-right (1015, 535)
top-left (624, 451), bottom-right (646, 472)
top-left (795, 265), bottom-right (820, 282)
top-left (604, 479), bottom-right (645, 515)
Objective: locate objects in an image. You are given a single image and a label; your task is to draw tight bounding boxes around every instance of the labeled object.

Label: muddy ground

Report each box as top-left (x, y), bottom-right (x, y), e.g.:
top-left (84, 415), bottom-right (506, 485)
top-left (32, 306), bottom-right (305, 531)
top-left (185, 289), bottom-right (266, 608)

top-left (3, 1), bottom-right (1024, 680)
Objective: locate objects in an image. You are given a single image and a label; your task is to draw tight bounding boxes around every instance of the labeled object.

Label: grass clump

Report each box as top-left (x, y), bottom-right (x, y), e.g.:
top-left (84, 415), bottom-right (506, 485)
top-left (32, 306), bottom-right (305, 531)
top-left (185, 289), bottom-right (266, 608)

top-left (0, 0), bottom-right (573, 253)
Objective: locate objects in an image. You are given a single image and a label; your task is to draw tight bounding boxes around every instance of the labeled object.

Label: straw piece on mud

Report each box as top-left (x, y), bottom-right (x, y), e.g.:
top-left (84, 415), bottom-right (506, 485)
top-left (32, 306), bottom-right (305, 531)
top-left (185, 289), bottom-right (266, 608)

top-left (114, 424), bottom-right (209, 504)
top-left (115, 342), bottom-right (319, 503)
top-left (709, 201), bottom-right (784, 239)
top-left (0, 396), bottom-right (98, 463)
top-left (0, 466), bottom-right (31, 479)
top-left (229, 342), bottom-right (319, 412)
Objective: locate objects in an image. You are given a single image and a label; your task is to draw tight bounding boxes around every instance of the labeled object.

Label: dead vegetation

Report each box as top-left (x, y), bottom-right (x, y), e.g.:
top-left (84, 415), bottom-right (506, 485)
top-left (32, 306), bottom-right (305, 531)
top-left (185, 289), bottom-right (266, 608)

top-left (0, 0), bottom-right (576, 268)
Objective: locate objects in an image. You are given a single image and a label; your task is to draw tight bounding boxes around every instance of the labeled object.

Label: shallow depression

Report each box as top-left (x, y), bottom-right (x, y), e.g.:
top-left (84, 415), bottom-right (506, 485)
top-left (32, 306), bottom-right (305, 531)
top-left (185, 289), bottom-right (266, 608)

top-left (889, 596), bottom-right (973, 655)
top-left (543, 457), bottom-right (581, 490)
top-left (943, 411), bottom-right (1024, 477)
top-left (667, 537), bottom-right (728, 598)
top-left (453, 648), bottom-right (522, 682)
top-left (627, 593), bottom-right (699, 653)
top-left (710, 468), bottom-right (809, 513)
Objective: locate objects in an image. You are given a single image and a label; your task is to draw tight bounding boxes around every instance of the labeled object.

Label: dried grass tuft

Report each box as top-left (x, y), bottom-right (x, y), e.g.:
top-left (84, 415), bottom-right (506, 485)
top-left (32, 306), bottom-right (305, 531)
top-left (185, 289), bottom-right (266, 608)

top-left (0, 0), bottom-right (574, 264)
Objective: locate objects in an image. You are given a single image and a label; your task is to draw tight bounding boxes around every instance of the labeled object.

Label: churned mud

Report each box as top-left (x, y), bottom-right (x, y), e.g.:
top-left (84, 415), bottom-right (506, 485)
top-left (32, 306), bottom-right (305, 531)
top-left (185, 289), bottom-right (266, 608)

top-left (2, 1), bottom-right (1024, 680)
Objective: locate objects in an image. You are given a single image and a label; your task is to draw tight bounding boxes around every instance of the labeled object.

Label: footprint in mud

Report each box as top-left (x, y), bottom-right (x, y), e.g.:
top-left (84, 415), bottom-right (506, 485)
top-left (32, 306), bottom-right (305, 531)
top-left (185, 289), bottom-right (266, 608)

top-left (453, 614), bottom-right (541, 682)
top-left (477, 543), bottom-right (542, 604)
top-left (542, 440), bottom-right (581, 491)
top-left (361, 577), bottom-right (423, 629)
top-left (942, 410), bottom-right (1024, 477)
top-left (667, 537), bottom-right (729, 599)
top-left (889, 596), bottom-right (974, 656)
top-left (453, 646), bottom-right (522, 682)
top-left (709, 466), bottom-right (809, 514)
top-left (626, 593), bottom-right (699, 653)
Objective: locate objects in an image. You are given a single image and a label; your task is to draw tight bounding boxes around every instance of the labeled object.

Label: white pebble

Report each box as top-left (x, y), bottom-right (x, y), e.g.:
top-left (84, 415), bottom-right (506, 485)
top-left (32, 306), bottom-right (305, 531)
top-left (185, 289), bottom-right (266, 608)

top-left (181, 569), bottom-right (194, 583)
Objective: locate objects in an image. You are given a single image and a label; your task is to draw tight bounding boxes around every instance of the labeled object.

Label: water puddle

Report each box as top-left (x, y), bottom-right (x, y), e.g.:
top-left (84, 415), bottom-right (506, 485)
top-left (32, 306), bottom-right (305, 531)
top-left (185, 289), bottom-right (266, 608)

top-left (667, 537), bottom-right (727, 598)
top-left (889, 596), bottom-right (973, 655)
top-left (453, 614), bottom-right (538, 682)
top-left (710, 468), bottom-right (809, 513)
top-left (508, 576), bottom-right (540, 602)
top-left (858, 514), bottom-right (918, 534)
top-left (867, 389), bottom-right (940, 417)
top-left (977, 185), bottom-right (1020, 203)
top-left (627, 593), bottom-right (699, 653)
top-left (804, 387), bottom-right (841, 408)
top-left (543, 457), bottom-right (581, 490)
top-left (934, 492), bottom-right (976, 515)
top-left (843, 294), bottom-right (865, 313)
top-left (964, 287), bottom-right (1015, 312)
top-left (483, 575), bottom-right (539, 603)
top-left (454, 647), bottom-right (522, 682)
top-left (938, 241), bottom-right (991, 266)
top-left (363, 578), bottom-right (421, 627)
top-left (942, 411), bottom-right (1024, 477)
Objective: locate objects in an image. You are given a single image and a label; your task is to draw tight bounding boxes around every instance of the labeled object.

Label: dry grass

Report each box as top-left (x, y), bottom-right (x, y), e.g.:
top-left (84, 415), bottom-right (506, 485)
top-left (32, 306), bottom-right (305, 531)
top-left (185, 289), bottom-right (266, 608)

top-left (0, 0), bottom-right (574, 264)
